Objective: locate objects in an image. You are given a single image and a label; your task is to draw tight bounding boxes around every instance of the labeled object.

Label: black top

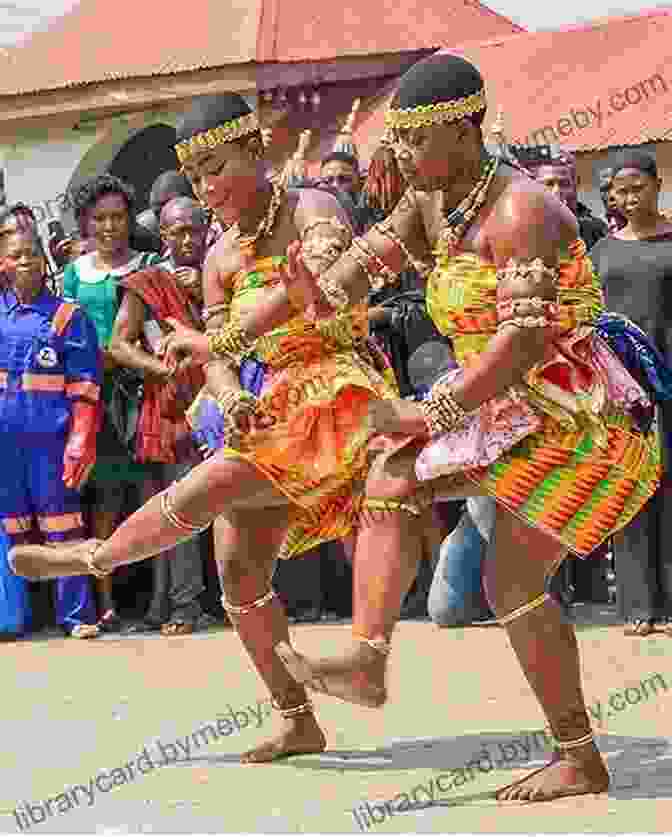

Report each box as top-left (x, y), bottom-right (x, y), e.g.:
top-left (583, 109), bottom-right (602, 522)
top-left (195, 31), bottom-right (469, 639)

top-left (577, 203), bottom-right (608, 250)
top-left (590, 233), bottom-right (672, 359)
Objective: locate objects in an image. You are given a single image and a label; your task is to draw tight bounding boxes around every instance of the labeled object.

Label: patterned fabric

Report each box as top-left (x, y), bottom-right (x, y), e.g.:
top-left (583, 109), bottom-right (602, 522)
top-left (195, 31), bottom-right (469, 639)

top-left (188, 256), bottom-right (396, 559)
top-left (420, 240), bottom-right (661, 557)
top-left (594, 313), bottom-right (672, 405)
top-left (119, 266), bottom-right (206, 464)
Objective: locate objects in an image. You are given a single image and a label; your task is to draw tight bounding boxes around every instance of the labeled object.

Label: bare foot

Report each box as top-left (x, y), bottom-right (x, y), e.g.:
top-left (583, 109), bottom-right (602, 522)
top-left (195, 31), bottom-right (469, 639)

top-left (241, 713), bottom-right (327, 763)
top-left (496, 745), bottom-right (610, 803)
top-left (9, 540), bottom-right (102, 580)
top-left (275, 641), bottom-right (387, 708)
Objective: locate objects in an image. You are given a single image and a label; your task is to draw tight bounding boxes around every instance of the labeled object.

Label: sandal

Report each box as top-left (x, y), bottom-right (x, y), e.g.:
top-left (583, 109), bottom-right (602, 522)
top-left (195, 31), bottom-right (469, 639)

top-left (68, 623), bottom-right (101, 639)
top-left (160, 621), bottom-right (194, 636)
top-left (623, 618), bottom-right (655, 637)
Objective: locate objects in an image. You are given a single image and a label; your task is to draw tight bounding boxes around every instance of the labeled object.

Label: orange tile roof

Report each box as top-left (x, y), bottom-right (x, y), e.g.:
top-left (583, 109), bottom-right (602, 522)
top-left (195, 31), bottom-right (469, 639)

top-left (0, 0), bottom-right (523, 97)
top-left (447, 7), bottom-right (672, 151)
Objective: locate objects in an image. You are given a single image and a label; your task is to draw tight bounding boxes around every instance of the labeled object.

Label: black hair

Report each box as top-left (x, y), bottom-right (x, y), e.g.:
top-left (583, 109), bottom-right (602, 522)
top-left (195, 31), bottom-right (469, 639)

top-left (392, 53), bottom-right (486, 129)
top-left (611, 151), bottom-right (658, 180)
top-left (175, 93), bottom-right (262, 155)
top-left (159, 196), bottom-right (209, 227)
top-left (150, 170), bottom-right (193, 207)
top-left (320, 151), bottom-right (360, 171)
top-left (176, 93), bottom-right (251, 142)
top-left (72, 174), bottom-right (136, 226)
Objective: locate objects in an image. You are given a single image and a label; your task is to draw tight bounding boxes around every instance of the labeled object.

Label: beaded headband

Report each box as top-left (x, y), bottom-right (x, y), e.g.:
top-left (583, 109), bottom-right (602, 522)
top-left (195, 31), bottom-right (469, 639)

top-left (385, 89), bottom-right (486, 131)
top-left (175, 112), bottom-right (260, 165)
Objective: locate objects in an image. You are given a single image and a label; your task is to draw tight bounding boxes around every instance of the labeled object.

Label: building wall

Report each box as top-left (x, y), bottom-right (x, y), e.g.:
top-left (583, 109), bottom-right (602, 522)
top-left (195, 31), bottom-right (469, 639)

top-left (0, 89), bottom-right (258, 236)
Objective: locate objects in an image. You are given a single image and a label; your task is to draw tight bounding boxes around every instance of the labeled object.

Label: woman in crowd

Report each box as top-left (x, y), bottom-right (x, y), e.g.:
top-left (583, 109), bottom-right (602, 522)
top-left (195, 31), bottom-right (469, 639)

top-left (590, 152), bottom-right (672, 637)
top-left (0, 227), bottom-right (101, 638)
top-left (63, 175), bottom-right (160, 631)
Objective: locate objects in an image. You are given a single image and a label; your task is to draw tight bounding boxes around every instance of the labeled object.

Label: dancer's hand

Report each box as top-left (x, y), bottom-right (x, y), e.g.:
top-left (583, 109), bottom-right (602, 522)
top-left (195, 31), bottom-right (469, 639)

top-left (367, 399), bottom-right (428, 436)
top-left (282, 241), bottom-right (334, 320)
top-left (160, 320), bottom-right (211, 370)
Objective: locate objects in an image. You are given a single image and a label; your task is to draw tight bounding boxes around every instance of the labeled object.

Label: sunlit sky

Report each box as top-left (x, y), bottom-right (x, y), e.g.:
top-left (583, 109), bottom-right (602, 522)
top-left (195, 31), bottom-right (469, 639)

top-left (0, 0), bottom-right (669, 46)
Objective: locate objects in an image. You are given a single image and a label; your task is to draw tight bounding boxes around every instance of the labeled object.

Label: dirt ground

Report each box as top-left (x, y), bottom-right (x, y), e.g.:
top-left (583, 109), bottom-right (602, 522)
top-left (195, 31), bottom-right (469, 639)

top-left (1, 607), bottom-right (671, 834)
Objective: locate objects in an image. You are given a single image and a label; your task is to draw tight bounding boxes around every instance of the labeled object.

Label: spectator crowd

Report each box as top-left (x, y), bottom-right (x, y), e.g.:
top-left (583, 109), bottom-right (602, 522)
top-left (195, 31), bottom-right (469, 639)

top-left (0, 102), bottom-right (669, 641)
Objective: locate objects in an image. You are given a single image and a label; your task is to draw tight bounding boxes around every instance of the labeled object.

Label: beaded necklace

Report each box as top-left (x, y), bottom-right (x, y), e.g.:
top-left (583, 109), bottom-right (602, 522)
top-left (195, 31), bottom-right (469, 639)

top-left (438, 154), bottom-right (499, 256)
top-left (232, 183), bottom-right (285, 260)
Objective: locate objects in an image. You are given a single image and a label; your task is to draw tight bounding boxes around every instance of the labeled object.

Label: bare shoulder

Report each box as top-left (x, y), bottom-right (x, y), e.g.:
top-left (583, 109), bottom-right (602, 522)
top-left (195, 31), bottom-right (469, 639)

top-left (489, 173), bottom-right (579, 265)
top-left (202, 230), bottom-right (238, 303)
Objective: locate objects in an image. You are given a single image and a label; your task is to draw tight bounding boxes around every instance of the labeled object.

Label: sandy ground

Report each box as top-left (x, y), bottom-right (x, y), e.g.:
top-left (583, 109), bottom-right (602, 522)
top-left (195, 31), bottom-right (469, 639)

top-left (1, 606), bottom-right (671, 834)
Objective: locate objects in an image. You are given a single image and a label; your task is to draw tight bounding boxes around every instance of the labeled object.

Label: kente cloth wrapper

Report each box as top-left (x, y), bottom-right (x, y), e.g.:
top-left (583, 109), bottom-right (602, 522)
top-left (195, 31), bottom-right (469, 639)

top-left (418, 240), bottom-right (662, 557)
top-left (187, 257), bottom-right (396, 559)
top-left (120, 267), bottom-right (205, 464)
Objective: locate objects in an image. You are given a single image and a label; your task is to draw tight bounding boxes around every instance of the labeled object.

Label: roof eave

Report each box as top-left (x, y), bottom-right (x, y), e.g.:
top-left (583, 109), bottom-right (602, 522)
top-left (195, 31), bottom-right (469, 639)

top-left (0, 63), bottom-right (258, 124)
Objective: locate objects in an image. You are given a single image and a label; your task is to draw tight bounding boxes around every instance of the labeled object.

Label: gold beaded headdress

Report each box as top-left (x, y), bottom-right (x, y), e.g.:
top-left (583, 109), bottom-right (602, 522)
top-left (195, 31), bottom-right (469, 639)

top-left (385, 88), bottom-right (486, 131)
top-left (175, 112), bottom-right (260, 165)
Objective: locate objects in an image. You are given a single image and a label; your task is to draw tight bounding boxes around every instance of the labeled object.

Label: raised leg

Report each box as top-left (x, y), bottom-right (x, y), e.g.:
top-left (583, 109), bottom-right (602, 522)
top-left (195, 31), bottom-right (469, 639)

top-left (214, 511), bottom-right (326, 762)
top-left (490, 507), bottom-right (610, 802)
top-left (276, 443), bottom-right (478, 706)
top-left (9, 452), bottom-right (288, 580)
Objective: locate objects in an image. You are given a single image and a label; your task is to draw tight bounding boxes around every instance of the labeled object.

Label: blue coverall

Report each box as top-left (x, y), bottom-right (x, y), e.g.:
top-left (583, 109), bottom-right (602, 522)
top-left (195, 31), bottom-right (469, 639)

top-left (0, 287), bottom-right (102, 631)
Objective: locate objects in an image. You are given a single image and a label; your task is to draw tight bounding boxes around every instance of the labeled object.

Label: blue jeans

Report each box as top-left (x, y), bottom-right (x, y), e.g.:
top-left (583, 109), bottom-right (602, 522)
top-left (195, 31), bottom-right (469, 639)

top-left (428, 508), bottom-right (491, 626)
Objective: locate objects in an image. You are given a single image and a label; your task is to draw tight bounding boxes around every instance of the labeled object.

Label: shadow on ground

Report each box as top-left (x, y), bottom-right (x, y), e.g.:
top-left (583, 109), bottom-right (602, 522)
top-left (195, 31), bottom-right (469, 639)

top-left (171, 728), bottom-right (672, 808)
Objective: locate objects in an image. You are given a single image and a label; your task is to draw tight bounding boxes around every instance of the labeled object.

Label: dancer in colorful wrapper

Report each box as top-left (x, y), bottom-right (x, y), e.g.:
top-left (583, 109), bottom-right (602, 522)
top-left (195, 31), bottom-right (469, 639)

top-left (10, 56), bottom-right (664, 801)
top-left (158, 55), bottom-right (661, 801)
top-left (10, 92), bottom-right (395, 763)
top-left (261, 55), bottom-right (661, 801)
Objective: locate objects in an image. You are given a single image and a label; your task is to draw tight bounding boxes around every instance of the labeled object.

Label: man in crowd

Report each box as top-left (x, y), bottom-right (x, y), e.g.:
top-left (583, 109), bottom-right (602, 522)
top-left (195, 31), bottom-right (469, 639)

top-left (531, 149), bottom-right (608, 248)
top-left (108, 197), bottom-right (216, 635)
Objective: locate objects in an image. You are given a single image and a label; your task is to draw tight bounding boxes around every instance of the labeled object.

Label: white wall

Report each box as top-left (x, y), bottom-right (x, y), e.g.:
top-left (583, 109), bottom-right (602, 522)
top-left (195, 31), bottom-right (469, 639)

top-left (1, 129), bottom-right (95, 227)
top-left (0, 107), bottom-right (182, 236)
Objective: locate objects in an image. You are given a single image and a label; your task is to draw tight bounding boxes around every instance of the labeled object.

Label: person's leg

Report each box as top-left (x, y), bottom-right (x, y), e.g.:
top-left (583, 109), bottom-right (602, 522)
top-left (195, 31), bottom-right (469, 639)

top-left (9, 450), bottom-right (288, 579)
top-left (427, 508), bottom-right (491, 626)
top-left (276, 442), bottom-right (480, 706)
top-left (213, 511), bottom-right (326, 762)
top-left (31, 439), bottom-right (99, 638)
top-left (613, 493), bottom-right (658, 635)
top-left (490, 507), bottom-right (609, 802)
top-left (54, 576), bottom-right (99, 637)
top-left (90, 482), bottom-right (127, 629)
top-left (153, 462), bottom-right (206, 632)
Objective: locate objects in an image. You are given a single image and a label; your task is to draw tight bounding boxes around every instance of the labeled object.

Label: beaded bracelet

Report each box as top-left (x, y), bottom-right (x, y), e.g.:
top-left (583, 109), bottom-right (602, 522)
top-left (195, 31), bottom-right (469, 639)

top-left (351, 237), bottom-right (398, 287)
top-left (421, 381), bottom-right (470, 435)
top-left (206, 323), bottom-right (255, 362)
top-left (316, 275), bottom-right (351, 314)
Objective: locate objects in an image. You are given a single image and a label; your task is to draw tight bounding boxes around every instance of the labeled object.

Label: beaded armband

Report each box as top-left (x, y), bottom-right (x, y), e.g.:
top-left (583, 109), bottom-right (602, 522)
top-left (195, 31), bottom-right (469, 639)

top-left (420, 380), bottom-right (470, 436)
top-left (216, 387), bottom-right (258, 413)
top-left (496, 297), bottom-right (559, 332)
top-left (350, 236), bottom-right (398, 290)
top-left (317, 275), bottom-right (351, 313)
top-left (496, 258), bottom-right (559, 293)
top-left (206, 323), bottom-right (256, 364)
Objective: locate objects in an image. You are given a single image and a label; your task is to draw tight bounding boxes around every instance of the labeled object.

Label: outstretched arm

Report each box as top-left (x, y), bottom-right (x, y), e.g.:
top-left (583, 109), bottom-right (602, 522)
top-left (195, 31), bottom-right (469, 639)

top-left (240, 188), bottom-right (430, 340)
